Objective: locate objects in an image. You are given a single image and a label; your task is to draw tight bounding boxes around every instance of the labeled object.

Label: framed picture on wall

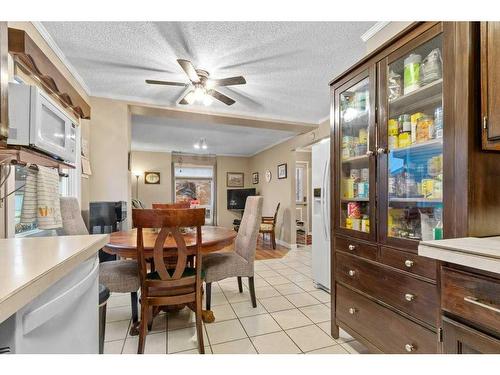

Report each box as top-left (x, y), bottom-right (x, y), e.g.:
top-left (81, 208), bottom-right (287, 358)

top-left (252, 172), bottom-right (259, 184)
top-left (145, 171), bottom-right (161, 184)
top-left (277, 163), bottom-right (287, 179)
top-left (227, 172), bottom-right (244, 187)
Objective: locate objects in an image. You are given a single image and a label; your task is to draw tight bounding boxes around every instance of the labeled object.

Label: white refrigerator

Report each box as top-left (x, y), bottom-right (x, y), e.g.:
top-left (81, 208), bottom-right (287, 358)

top-left (312, 138), bottom-right (331, 291)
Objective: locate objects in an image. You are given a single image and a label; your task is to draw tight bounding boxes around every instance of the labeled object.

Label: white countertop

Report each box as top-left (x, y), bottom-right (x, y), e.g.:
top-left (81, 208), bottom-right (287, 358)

top-left (418, 236), bottom-right (500, 274)
top-left (0, 234), bottom-right (109, 324)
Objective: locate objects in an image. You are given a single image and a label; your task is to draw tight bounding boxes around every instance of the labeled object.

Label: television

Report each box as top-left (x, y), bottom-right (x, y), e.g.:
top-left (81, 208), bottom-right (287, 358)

top-left (227, 188), bottom-right (256, 210)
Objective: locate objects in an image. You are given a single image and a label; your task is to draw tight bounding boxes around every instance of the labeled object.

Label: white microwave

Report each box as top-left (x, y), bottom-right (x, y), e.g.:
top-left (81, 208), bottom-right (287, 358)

top-left (7, 83), bottom-right (77, 163)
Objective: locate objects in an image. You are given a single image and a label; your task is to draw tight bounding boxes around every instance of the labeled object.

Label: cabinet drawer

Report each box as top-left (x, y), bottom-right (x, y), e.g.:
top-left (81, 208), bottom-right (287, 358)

top-left (442, 317), bottom-right (500, 354)
top-left (336, 252), bottom-right (438, 326)
top-left (336, 284), bottom-right (437, 353)
top-left (380, 246), bottom-right (437, 280)
top-left (442, 267), bottom-right (500, 333)
top-left (335, 236), bottom-right (377, 261)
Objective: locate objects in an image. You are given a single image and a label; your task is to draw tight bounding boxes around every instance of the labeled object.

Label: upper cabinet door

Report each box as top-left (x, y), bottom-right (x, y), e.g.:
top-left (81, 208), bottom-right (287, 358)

top-left (333, 67), bottom-right (377, 242)
top-left (378, 25), bottom-right (444, 251)
top-left (481, 22), bottom-right (500, 151)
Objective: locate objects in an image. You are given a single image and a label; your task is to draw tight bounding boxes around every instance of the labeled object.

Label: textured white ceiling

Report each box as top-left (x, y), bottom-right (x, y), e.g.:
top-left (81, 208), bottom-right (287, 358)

top-left (42, 22), bottom-right (374, 124)
top-left (131, 114), bottom-right (297, 156)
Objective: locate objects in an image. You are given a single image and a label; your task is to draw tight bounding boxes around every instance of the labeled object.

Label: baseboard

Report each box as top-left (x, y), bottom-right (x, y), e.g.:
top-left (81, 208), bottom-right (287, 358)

top-left (276, 239), bottom-right (297, 250)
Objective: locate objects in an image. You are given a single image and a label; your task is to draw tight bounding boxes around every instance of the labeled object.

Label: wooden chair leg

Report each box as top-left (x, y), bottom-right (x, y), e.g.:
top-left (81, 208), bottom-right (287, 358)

top-left (147, 307), bottom-right (153, 331)
top-left (271, 231), bottom-right (277, 249)
top-left (205, 282), bottom-right (212, 310)
top-left (195, 286), bottom-right (205, 354)
top-left (248, 276), bottom-right (257, 308)
top-left (137, 300), bottom-right (148, 354)
top-left (130, 292), bottom-right (139, 324)
top-left (237, 276), bottom-right (243, 293)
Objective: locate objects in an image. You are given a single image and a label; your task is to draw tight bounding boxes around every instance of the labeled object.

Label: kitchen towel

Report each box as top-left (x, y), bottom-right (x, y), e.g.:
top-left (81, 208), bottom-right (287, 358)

top-left (20, 166), bottom-right (62, 230)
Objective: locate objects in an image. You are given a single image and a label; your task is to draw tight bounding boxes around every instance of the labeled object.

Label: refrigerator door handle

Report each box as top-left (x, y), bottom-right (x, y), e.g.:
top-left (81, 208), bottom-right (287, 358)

top-left (324, 158), bottom-right (330, 241)
top-left (22, 258), bottom-right (99, 335)
top-left (321, 159), bottom-right (328, 241)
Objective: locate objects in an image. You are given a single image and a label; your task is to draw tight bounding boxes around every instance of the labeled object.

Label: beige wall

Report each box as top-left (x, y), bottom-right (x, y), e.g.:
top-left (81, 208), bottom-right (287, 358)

top-left (89, 97), bottom-right (132, 228)
top-left (365, 22), bottom-right (413, 54)
top-left (216, 156), bottom-right (251, 228)
top-left (130, 151), bottom-right (172, 208)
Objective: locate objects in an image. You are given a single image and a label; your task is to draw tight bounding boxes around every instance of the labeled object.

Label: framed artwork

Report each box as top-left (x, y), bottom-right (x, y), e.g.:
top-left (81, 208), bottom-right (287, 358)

top-left (144, 171), bottom-right (161, 184)
top-left (277, 163), bottom-right (287, 179)
top-left (252, 172), bottom-right (259, 184)
top-left (227, 172), bottom-right (244, 187)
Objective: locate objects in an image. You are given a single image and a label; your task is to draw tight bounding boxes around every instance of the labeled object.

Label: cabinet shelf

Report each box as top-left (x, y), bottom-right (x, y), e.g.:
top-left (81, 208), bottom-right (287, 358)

top-left (389, 79), bottom-right (443, 115)
top-left (341, 197), bottom-right (370, 202)
top-left (389, 197), bottom-right (442, 203)
top-left (390, 138), bottom-right (443, 158)
top-left (341, 154), bottom-right (369, 164)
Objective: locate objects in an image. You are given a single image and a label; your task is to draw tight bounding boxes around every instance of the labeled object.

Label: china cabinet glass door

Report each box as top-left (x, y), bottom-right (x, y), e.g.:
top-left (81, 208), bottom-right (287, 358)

top-left (381, 33), bottom-right (444, 245)
top-left (336, 69), bottom-right (376, 240)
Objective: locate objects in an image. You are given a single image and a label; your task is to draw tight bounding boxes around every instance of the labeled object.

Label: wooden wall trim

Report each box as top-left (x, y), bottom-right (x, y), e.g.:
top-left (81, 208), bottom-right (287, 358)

top-left (8, 28), bottom-right (90, 119)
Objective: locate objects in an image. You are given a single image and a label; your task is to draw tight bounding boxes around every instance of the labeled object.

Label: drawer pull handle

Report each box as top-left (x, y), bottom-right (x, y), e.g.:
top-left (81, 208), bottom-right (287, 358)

top-left (348, 244), bottom-right (356, 251)
top-left (404, 260), bottom-right (414, 268)
top-left (348, 307), bottom-right (357, 315)
top-left (348, 270), bottom-right (356, 277)
top-left (405, 344), bottom-right (415, 352)
top-left (405, 293), bottom-right (415, 302)
top-left (463, 296), bottom-right (500, 314)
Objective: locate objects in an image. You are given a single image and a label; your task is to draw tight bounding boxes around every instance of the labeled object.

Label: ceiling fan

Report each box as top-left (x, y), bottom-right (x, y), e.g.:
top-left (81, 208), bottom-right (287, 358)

top-left (145, 59), bottom-right (246, 106)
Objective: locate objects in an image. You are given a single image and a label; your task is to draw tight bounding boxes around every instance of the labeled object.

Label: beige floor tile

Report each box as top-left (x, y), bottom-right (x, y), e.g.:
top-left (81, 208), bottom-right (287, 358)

top-left (210, 304), bottom-right (237, 322)
top-left (251, 331), bottom-right (301, 354)
top-left (273, 283), bottom-right (305, 295)
top-left (107, 293), bottom-right (131, 308)
top-left (342, 340), bottom-right (370, 354)
top-left (223, 289), bottom-right (252, 304)
top-left (249, 277), bottom-right (270, 287)
top-left (276, 267), bottom-right (301, 276)
top-left (149, 313), bottom-right (167, 333)
top-left (286, 324), bottom-right (336, 352)
top-left (335, 328), bottom-right (355, 344)
top-left (271, 308), bottom-right (313, 330)
top-left (263, 275), bottom-right (291, 286)
top-left (254, 285), bottom-right (281, 299)
top-left (280, 260), bottom-right (304, 268)
top-left (254, 263), bottom-right (272, 271)
top-left (103, 339), bottom-right (124, 354)
top-left (293, 279), bottom-right (317, 292)
top-left (167, 326), bottom-right (207, 353)
top-left (299, 304), bottom-right (331, 323)
top-left (259, 296), bottom-right (295, 312)
top-left (316, 321), bottom-right (333, 336)
top-left (239, 314), bottom-right (282, 337)
top-left (204, 319), bottom-right (247, 345)
top-left (231, 300), bottom-right (268, 317)
top-left (266, 262), bottom-right (290, 270)
top-left (174, 346), bottom-right (212, 354)
top-left (324, 302), bottom-right (332, 309)
top-left (106, 306), bottom-right (133, 323)
top-left (309, 290), bottom-right (331, 303)
top-left (105, 320), bottom-right (130, 342)
top-left (122, 332), bottom-right (167, 354)
top-left (212, 338), bottom-right (257, 354)
top-left (286, 274), bottom-right (312, 283)
top-left (285, 292), bottom-right (321, 308)
top-left (256, 269), bottom-right (281, 278)
top-left (204, 291), bottom-right (229, 308)
top-left (306, 345), bottom-right (348, 354)
top-left (167, 308), bottom-right (195, 331)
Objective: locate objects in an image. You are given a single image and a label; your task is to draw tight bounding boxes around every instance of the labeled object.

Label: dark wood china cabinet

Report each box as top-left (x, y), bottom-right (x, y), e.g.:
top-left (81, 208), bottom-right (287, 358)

top-left (330, 22), bottom-right (500, 353)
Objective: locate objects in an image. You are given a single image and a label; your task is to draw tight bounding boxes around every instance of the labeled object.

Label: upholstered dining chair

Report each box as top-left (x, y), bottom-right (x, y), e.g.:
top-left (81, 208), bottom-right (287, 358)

top-left (59, 197), bottom-right (141, 334)
top-left (152, 202), bottom-right (191, 209)
top-left (203, 196), bottom-right (263, 310)
top-left (259, 202), bottom-right (280, 249)
top-left (132, 208), bottom-right (206, 354)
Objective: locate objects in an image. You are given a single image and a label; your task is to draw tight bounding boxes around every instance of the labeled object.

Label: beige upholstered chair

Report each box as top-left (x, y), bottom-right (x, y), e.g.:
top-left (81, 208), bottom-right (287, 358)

top-left (203, 196), bottom-right (263, 309)
top-left (60, 197), bottom-right (141, 334)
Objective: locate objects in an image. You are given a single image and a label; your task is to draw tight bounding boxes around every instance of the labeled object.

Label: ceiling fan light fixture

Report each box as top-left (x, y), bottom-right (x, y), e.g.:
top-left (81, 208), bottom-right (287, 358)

top-left (205, 79), bottom-right (215, 90)
top-left (203, 95), bottom-right (213, 106)
top-left (201, 139), bottom-right (208, 150)
top-left (194, 86), bottom-right (205, 101)
top-left (184, 91), bottom-right (195, 104)
top-left (193, 142), bottom-right (200, 149)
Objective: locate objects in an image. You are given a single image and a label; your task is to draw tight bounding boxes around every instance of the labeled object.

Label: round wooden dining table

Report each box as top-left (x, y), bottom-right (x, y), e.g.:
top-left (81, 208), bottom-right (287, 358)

top-left (103, 226), bottom-right (237, 331)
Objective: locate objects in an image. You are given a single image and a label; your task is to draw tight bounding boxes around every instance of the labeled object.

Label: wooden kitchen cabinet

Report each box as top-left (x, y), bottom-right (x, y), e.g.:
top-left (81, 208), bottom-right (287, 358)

top-left (442, 317), bottom-right (500, 354)
top-left (481, 22), bottom-right (500, 151)
top-left (330, 22), bottom-right (500, 353)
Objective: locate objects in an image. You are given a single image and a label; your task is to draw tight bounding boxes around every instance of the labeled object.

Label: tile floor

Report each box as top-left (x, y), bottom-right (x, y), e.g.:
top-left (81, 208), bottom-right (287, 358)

top-left (103, 245), bottom-right (369, 354)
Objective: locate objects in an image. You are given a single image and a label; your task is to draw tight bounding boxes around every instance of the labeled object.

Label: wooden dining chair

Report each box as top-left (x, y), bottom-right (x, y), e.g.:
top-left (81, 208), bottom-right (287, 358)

top-left (259, 202), bottom-right (280, 249)
top-left (132, 208), bottom-right (206, 354)
top-left (152, 202), bottom-right (191, 209)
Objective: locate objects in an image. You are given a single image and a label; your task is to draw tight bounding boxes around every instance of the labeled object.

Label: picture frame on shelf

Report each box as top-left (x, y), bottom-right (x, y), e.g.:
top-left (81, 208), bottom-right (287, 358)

top-left (227, 172), bottom-right (244, 187)
top-left (277, 163), bottom-right (287, 179)
top-left (252, 172), bottom-right (259, 184)
top-left (144, 171), bottom-right (161, 184)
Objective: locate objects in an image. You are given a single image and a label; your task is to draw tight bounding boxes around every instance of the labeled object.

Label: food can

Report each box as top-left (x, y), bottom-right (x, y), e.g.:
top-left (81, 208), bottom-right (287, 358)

top-left (434, 106), bottom-right (443, 139)
top-left (345, 218), bottom-right (353, 229)
top-left (350, 169), bottom-right (360, 181)
top-left (421, 179), bottom-right (435, 198)
top-left (361, 215), bottom-right (370, 233)
top-left (361, 168), bottom-right (369, 182)
top-left (398, 114), bottom-right (411, 133)
top-left (388, 135), bottom-right (398, 149)
top-left (347, 202), bottom-right (361, 219)
top-left (398, 132), bottom-right (411, 148)
top-left (417, 116), bottom-right (435, 143)
top-left (411, 112), bottom-right (424, 144)
top-left (388, 119), bottom-right (399, 136)
top-left (357, 182), bottom-right (369, 198)
top-left (358, 128), bottom-right (368, 145)
top-left (433, 180), bottom-right (443, 199)
top-left (351, 218), bottom-right (361, 231)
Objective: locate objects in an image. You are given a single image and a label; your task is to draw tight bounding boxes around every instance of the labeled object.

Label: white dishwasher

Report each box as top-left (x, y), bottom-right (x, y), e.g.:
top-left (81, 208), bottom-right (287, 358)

top-left (0, 256), bottom-right (99, 354)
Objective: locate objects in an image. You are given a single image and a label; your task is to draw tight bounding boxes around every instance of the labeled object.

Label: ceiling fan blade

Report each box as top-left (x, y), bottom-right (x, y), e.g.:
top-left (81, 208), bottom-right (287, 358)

top-left (145, 79), bottom-right (187, 86)
top-left (212, 76), bottom-right (246, 86)
top-left (178, 90), bottom-right (193, 105)
top-left (208, 90), bottom-right (236, 106)
top-left (177, 59), bottom-right (200, 83)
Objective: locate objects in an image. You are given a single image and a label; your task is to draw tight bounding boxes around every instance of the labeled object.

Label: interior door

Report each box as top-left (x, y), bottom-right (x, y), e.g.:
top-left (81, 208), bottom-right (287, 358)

top-left (333, 67), bottom-right (376, 242)
top-left (481, 22), bottom-right (500, 151)
top-left (378, 24), bottom-right (445, 251)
